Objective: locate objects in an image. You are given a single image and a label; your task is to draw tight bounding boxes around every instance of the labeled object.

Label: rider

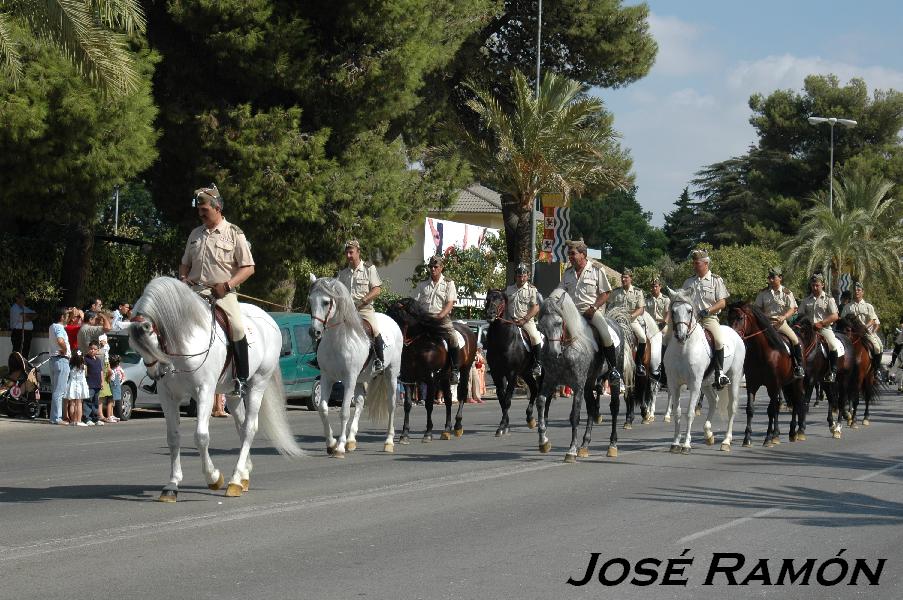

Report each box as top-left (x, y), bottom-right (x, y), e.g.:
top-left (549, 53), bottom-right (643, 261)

top-left (337, 239), bottom-right (385, 372)
top-left (682, 249), bottom-right (731, 389)
top-left (176, 184), bottom-right (255, 397)
top-left (411, 255), bottom-right (462, 384)
top-left (754, 266), bottom-right (805, 379)
top-left (646, 277), bottom-right (670, 330)
top-left (797, 273), bottom-right (841, 383)
top-left (505, 263), bottom-right (542, 377)
top-left (607, 268), bottom-right (647, 376)
top-left (840, 282), bottom-right (884, 371)
top-left (557, 239), bottom-right (621, 382)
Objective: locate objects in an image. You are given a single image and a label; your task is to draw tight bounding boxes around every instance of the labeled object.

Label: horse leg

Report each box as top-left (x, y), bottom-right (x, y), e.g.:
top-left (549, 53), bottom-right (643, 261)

top-left (318, 377), bottom-right (338, 455)
top-left (524, 371), bottom-right (537, 429)
top-left (224, 394), bottom-right (251, 486)
top-left (226, 382), bottom-right (265, 496)
top-left (440, 378), bottom-right (454, 440)
top-left (156, 396), bottom-right (185, 502)
top-left (453, 371), bottom-right (467, 437)
top-left (192, 388), bottom-right (222, 492)
top-left (563, 384), bottom-right (584, 463)
top-left (668, 384), bottom-right (682, 451)
top-left (624, 386), bottom-right (634, 428)
top-left (345, 382), bottom-right (366, 452)
top-left (494, 373), bottom-right (508, 436)
top-left (333, 375), bottom-right (358, 458)
top-left (743, 391), bottom-right (755, 447)
top-left (422, 380), bottom-right (435, 442)
top-left (608, 381), bottom-right (620, 458)
top-left (536, 376), bottom-right (556, 454)
top-left (702, 386), bottom-right (717, 446)
top-left (721, 380), bottom-right (741, 451)
top-left (680, 385), bottom-right (700, 454)
top-left (399, 384), bottom-right (412, 445)
top-left (578, 385), bottom-right (596, 458)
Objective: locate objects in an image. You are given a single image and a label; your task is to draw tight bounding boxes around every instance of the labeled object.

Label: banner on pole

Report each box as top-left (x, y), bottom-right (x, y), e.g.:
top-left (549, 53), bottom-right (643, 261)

top-left (540, 198), bottom-right (570, 263)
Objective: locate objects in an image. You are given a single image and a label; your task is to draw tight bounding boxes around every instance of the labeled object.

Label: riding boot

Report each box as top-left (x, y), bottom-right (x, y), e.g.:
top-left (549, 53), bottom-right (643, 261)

top-left (448, 345), bottom-right (461, 385)
top-left (714, 347), bottom-right (730, 390)
top-left (602, 344), bottom-right (621, 383)
top-left (232, 337), bottom-right (249, 397)
top-left (872, 352), bottom-right (883, 374)
top-left (825, 350), bottom-right (838, 383)
top-left (791, 344), bottom-right (805, 379)
top-left (372, 334), bottom-right (385, 372)
top-left (634, 343), bottom-right (647, 377)
top-left (530, 344), bottom-right (542, 377)
top-left (307, 340), bottom-right (320, 368)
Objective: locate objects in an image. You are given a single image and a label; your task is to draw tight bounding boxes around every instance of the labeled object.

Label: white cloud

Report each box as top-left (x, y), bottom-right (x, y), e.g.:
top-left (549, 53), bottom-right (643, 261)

top-left (668, 88), bottom-right (716, 109)
top-left (728, 54), bottom-right (903, 95)
top-left (647, 13), bottom-right (720, 77)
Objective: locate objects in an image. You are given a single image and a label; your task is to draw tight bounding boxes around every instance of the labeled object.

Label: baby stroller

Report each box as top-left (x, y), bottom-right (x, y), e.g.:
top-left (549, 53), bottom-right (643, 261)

top-left (0, 351), bottom-right (50, 419)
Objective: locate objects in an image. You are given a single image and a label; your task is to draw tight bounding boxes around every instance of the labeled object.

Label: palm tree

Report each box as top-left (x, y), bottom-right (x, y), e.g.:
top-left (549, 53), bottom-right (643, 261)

top-left (0, 0), bottom-right (145, 93)
top-left (440, 69), bottom-right (630, 280)
top-left (783, 171), bottom-right (903, 290)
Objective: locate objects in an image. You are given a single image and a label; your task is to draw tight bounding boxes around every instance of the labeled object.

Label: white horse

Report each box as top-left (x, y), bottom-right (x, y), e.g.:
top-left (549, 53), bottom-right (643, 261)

top-left (307, 275), bottom-right (402, 457)
top-left (130, 277), bottom-right (302, 501)
top-left (664, 287), bottom-right (746, 453)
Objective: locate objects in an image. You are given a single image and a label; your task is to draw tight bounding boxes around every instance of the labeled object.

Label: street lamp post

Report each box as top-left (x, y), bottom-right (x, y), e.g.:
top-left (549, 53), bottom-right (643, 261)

top-left (807, 115), bottom-right (857, 295)
top-left (530, 0), bottom-right (542, 280)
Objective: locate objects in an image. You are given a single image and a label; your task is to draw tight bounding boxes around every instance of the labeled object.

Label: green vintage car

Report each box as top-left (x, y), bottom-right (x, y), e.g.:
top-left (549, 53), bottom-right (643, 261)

top-left (271, 312), bottom-right (339, 410)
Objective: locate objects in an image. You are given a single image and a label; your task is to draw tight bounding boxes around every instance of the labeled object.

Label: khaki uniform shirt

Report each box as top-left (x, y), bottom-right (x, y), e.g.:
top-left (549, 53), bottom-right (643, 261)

top-left (181, 218), bottom-right (254, 286)
top-left (559, 262), bottom-right (612, 313)
top-left (754, 286), bottom-right (798, 320)
top-left (798, 292), bottom-right (838, 323)
top-left (505, 283), bottom-right (539, 320)
top-left (841, 299), bottom-right (879, 328)
top-left (681, 271), bottom-right (729, 315)
top-left (413, 275), bottom-right (457, 316)
top-left (337, 262), bottom-right (382, 309)
top-left (646, 293), bottom-right (670, 324)
top-left (608, 285), bottom-right (644, 316)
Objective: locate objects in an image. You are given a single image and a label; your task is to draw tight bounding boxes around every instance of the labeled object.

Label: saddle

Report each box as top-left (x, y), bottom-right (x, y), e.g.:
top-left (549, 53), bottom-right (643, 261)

top-left (213, 305), bottom-right (236, 379)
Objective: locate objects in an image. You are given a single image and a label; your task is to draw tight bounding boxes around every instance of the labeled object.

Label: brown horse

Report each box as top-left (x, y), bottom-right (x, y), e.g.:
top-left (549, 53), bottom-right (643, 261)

top-left (836, 315), bottom-right (878, 428)
top-left (727, 302), bottom-right (805, 447)
top-left (386, 298), bottom-right (477, 443)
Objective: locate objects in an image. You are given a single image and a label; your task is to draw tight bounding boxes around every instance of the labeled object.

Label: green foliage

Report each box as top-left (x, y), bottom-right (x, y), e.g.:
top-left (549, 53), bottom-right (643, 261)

top-left (571, 186), bottom-right (667, 269)
top-left (409, 236), bottom-right (506, 299)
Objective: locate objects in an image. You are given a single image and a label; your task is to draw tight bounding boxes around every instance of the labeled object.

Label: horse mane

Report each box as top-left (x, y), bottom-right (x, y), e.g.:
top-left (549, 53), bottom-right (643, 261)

top-left (542, 289), bottom-right (592, 349)
top-left (484, 289), bottom-right (507, 320)
top-left (133, 277), bottom-right (211, 349)
top-left (390, 296), bottom-right (448, 339)
top-left (729, 301), bottom-right (785, 351)
top-left (839, 313), bottom-right (870, 339)
top-left (310, 277), bottom-right (367, 338)
top-left (794, 316), bottom-right (815, 336)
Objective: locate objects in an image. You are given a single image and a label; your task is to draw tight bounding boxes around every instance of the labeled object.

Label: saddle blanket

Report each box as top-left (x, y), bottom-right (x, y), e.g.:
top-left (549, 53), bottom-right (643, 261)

top-left (441, 330), bottom-right (466, 351)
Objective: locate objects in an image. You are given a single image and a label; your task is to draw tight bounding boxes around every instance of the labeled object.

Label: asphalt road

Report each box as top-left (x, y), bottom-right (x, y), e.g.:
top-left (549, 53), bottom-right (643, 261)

top-left (1, 386), bottom-right (902, 600)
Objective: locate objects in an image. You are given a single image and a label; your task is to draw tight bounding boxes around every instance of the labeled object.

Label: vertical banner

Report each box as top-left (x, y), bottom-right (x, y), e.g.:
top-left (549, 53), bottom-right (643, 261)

top-left (540, 193), bottom-right (570, 262)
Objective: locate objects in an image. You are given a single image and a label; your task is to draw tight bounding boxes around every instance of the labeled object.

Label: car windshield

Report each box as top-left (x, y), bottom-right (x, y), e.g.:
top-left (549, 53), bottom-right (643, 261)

top-left (107, 334), bottom-right (142, 364)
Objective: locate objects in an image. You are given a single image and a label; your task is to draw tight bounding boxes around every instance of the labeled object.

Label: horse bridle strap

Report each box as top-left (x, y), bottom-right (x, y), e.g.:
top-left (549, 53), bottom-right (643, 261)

top-left (311, 298), bottom-right (343, 329)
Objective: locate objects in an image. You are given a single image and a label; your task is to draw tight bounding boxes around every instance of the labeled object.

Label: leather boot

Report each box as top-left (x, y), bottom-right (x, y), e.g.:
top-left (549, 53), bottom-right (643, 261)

top-left (602, 344), bottom-right (621, 383)
top-left (372, 334), bottom-right (385, 372)
top-left (448, 345), bottom-right (461, 385)
top-left (635, 342), bottom-right (647, 376)
top-left (232, 337), bottom-right (249, 396)
top-left (791, 344), bottom-right (805, 379)
top-left (825, 350), bottom-right (837, 383)
top-left (530, 344), bottom-right (543, 377)
top-left (714, 347), bottom-right (730, 389)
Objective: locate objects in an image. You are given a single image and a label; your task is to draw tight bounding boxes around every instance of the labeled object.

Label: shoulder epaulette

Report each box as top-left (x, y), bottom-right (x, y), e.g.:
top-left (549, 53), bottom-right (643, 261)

top-left (230, 223), bottom-right (245, 236)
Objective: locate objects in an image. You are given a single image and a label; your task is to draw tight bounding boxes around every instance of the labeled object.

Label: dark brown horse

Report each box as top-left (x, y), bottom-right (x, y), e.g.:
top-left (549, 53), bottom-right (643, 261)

top-left (483, 290), bottom-right (541, 436)
top-left (836, 315), bottom-right (878, 428)
top-left (727, 302), bottom-right (805, 447)
top-left (387, 298), bottom-right (477, 443)
top-left (794, 317), bottom-right (854, 439)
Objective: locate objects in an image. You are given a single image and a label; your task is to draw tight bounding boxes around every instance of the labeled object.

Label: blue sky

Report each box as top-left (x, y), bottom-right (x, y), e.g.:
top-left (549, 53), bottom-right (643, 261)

top-left (598, 0), bottom-right (903, 225)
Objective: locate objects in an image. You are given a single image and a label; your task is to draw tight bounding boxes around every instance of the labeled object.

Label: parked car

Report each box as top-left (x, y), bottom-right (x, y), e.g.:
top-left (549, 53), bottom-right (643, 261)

top-left (271, 312), bottom-right (343, 410)
top-left (463, 319), bottom-right (490, 350)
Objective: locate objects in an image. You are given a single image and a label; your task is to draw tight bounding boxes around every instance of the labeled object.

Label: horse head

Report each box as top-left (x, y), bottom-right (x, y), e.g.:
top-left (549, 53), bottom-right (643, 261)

top-left (539, 289), bottom-right (571, 359)
top-left (667, 287), bottom-right (695, 343)
top-left (727, 302), bottom-right (752, 336)
top-left (484, 289), bottom-right (507, 322)
top-left (307, 277), bottom-right (365, 342)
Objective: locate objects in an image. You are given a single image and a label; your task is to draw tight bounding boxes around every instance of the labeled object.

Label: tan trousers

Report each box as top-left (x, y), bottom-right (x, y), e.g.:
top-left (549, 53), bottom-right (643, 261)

top-left (521, 319), bottom-right (542, 346)
top-left (437, 316), bottom-right (462, 349)
top-left (775, 320), bottom-right (800, 345)
top-left (589, 310), bottom-right (614, 347)
top-left (818, 326), bottom-right (842, 354)
top-left (630, 318), bottom-right (647, 343)
top-left (358, 305), bottom-right (381, 337)
top-left (700, 315), bottom-right (724, 350)
top-left (200, 289), bottom-right (245, 341)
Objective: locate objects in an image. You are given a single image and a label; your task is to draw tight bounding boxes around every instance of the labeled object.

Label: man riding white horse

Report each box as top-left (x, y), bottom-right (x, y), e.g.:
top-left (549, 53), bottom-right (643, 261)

top-left (411, 255), bottom-right (462, 384)
top-left (505, 263), bottom-right (542, 377)
top-left (797, 273), bottom-right (841, 383)
top-left (681, 248), bottom-right (731, 389)
top-left (841, 281), bottom-right (884, 371)
top-left (607, 267), bottom-right (647, 377)
top-left (754, 266), bottom-right (805, 379)
top-left (557, 239), bottom-right (621, 382)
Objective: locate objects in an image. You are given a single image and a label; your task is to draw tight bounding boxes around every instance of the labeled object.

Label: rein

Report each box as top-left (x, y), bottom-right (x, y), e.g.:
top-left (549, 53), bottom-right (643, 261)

top-left (132, 299), bottom-right (220, 376)
top-left (311, 298), bottom-right (344, 329)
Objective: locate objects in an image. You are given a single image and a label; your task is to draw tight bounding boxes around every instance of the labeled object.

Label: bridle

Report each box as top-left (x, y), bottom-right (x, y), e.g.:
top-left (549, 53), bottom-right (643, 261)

top-left (670, 301), bottom-right (698, 342)
top-left (131, 304), bottom-right (218, 376)
top-left (310, 297), bottom-right (343, 329)
top-left (546, 317), bottom-right (575, 346)
top-left (730, 307), bottom-right (767, 341)
top-left (487, 295), bottom-right (519, 327)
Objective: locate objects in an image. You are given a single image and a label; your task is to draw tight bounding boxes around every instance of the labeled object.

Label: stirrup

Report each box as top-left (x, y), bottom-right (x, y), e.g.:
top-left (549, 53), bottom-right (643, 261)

top-left (142, 381), bottom-right (158, 395)
top-left (232, 378), bottom-right (247, 397)
top-left (714, 372), bottom-right (730, 389)
top-left (636, 363), bottom-right (647, 377)
top-left (793, 365), bottom-right (805, 379)
top-left (824, 371), bottom-right (836, 383)
top-left (532, 363), bottom-right (542, 378)
top-left (373, 358), bottom-right (385, 372)
top-left (450, 369), bottom-right (460, 385)
top-left (608, 367), bottom-right (621, 383)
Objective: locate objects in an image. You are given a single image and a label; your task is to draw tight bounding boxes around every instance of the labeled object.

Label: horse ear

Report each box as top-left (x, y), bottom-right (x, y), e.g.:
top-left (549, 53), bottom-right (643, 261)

top-left (665, 286), bottom-right (677, 297)
top-left (309, 273), bottom-right (317, 283)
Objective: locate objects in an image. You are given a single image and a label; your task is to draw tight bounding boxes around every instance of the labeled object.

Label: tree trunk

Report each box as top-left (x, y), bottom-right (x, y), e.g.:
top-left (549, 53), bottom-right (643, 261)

top-left (60, 222), bottom-right (95, 308)
top-left (501, 193), bottom-right (536, 285)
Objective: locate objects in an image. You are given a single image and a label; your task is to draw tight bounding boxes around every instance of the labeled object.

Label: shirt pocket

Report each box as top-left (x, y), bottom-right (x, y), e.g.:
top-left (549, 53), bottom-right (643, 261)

top-left (214, 239), bottom-right (235, 261)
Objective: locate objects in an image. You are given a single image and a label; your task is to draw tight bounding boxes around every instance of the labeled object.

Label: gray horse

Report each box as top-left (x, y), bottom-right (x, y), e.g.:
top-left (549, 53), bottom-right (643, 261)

top-left (534, 289), bottom-right (629, 462)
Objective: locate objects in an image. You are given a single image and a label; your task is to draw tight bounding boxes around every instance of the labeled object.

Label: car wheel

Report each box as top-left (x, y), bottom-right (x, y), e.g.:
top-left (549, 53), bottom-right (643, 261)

top-left (116, 384), bottom-right (135, 421)
top-left (186, 398), bottom-right (198, 417)
top-left (307, 380), bottom-right (321, 411)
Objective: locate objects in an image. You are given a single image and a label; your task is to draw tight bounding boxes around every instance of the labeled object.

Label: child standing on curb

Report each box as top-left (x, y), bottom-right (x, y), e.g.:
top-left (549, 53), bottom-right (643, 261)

top-left (108, 355), bottom-right (124, 422)
top-left (66, 352), bottom-right (89, 426)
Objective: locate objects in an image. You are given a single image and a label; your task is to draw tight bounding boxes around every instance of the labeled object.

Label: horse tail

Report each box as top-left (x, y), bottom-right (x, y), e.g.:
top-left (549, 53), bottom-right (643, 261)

top-left (258, 368), bottom-right (305, 457)
top-left (366, 371), bottom-right (394, 426)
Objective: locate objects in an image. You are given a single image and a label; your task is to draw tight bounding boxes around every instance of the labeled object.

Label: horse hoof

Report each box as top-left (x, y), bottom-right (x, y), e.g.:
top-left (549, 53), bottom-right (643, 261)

top-left (527, 418), bottom-right (537, 429)
top-left (384, 443), bottom-right (394, 453)
top-left (771, 437), bottom-right (781, 445)
top-left (454, 428), bottom-right (463, 437)
top-left (720, 443), bottom-right (731, 452)
top-left (346, 441), bottom-right (357, 452)
top-left (495, 429), bottom-right (503, 437)
top-left (680, 446), bottom-right (691, 455)
top-left (789, 433), bottom-right (797, 442)
top-left (326, 444), bottom-right (336, 456)
top-left (157, 490), bottom-right (177, 503)
top-left (225, 483), bottom-right (243, 497)
top-left (742, 440), bottom-right (752, 448)
top-left (208, 472), bottom-right (224, 491)
top-left (642, 416), bottom-right (653, 425)
top-left (796, 433), bottom-right (807, 441)
top-left (664, 415), bottom-right (671, 423)
top-left (850, 422), bottom-right (860, 430)
top-left (539, 441), bottom-right (551, 454)
top-left (623, 423), bottom-right (632, 430)
top-left (705, 435), bottom-right (715, 446)
top-left (607, 446), bottom-right (618, 458)
top-left (422, 434), bottom-right (432, 443)
top-left (577, 447), bottom-right (590, 458)
top-left (563, 453), bottom-right (577, 463)
top-left (862, 419), bottom-right (870, 427)
top-left (334, 450), bottom-right (346, 459)
top-left (669, 444), bottom-right (680, 453)
top-left (595, 415), bottom-right (603, 425)
top-left (694, 408), bottom-right (702, 416)
top-left (440, 431), bottom-right (451, 440)
top-left (832, 430), bottom-right (842, 439)
top-left (241, 478), bottom-right (250, 492)
top-left (399, 436), bottom-right (409, 445)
